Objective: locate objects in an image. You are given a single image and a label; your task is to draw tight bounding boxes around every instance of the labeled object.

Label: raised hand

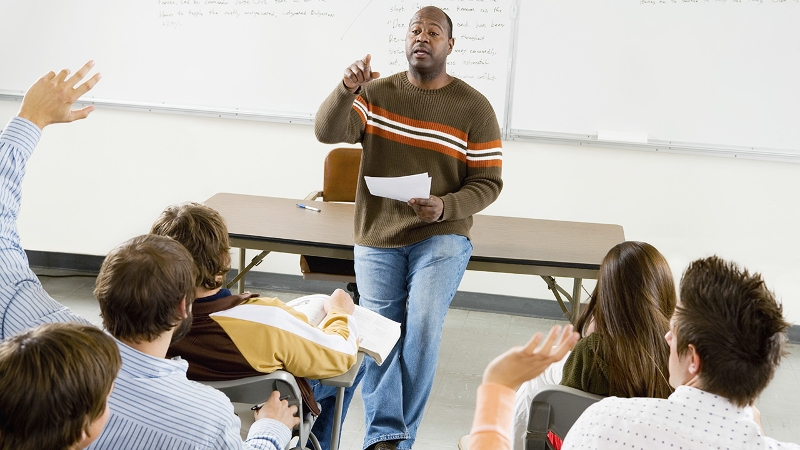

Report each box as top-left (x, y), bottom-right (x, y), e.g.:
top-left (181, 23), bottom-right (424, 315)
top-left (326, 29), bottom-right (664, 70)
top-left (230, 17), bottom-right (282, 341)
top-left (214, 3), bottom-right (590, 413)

top-left (482, 325), bottom-right (579, 391)
top-left (18, 60), bottom-right (101, 130)
top-left (343, 54), bottom-right (380, 93)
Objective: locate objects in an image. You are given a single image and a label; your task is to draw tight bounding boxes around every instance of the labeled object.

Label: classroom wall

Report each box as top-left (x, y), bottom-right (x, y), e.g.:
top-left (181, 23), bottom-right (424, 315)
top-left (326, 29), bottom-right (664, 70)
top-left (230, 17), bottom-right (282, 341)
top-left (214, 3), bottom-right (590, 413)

top-left (2, 99), bottom-right (798, 324)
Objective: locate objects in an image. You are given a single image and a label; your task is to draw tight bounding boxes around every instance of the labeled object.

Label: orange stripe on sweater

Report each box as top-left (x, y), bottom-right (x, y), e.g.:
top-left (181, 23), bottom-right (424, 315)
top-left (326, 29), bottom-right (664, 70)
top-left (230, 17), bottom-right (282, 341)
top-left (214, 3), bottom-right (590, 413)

top-left (467, 158), bottom-right (503, 168)
top-left (468, 139), bottom-right (503, 151)
top-left (370, 105), bottom-right (469, 143)
top-left (366, 124), bottom-right (467, 162)
top-left (352, 99), bottom-right (367, 125)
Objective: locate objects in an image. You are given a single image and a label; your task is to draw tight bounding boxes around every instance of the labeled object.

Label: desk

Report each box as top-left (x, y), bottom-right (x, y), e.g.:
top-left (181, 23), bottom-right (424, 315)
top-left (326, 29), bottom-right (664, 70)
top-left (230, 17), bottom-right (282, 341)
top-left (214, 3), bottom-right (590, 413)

top-left (204, 193), bottom-right (625, 321)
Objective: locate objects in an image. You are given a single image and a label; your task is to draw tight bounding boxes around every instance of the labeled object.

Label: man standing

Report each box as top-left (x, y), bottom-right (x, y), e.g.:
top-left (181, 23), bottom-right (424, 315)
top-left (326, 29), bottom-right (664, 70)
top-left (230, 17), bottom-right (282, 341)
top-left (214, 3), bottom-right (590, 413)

top-left (315, 6), bottom-right (503, 450)
top-left (563, 256), bottom-right (799, 449)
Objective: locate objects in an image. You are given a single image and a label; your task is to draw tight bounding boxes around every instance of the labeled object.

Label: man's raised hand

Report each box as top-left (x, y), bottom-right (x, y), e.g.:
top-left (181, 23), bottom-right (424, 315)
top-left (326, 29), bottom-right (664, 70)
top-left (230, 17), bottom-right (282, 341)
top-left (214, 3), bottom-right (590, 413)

top-left (18, 60), bottom-right (101, 130)
top-left (343, 54), bottom-right (380, 93)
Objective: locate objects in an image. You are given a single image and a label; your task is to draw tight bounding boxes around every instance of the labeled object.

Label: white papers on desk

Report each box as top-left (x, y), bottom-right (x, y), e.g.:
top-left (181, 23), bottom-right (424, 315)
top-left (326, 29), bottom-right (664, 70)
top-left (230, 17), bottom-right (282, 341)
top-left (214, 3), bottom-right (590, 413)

top-left (364, 173), bottom-right (431, 202)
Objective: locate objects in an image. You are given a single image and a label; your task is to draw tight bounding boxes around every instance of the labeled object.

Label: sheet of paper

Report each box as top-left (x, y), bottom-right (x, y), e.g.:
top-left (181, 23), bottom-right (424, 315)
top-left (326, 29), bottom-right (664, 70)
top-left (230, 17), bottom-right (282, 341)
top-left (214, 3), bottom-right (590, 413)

top-left (364, 173), bottom-right (431, 202)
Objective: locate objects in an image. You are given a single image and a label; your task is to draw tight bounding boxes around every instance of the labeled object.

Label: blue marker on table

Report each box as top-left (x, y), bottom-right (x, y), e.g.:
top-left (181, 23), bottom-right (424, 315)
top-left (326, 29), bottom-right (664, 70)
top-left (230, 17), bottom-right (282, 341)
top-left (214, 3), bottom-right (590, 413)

top-left (296, 203), bottom-right (321, 212)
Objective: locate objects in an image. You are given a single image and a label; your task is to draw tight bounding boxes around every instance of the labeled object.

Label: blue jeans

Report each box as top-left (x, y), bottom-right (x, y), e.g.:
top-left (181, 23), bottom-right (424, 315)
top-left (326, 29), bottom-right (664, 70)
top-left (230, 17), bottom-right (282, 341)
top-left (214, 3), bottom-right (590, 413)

top-left (308, 362), bottom-right (366, 450)
top-left (355, 235), bottom-right (472, 450)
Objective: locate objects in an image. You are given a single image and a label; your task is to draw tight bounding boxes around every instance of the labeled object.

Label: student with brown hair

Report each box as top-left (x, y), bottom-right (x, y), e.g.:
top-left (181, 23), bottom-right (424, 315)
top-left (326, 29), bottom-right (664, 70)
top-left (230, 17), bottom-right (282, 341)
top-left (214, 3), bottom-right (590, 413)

top-left (151, 202), bottom-right (363, 450)
top-left (510, 241), bottom-right (676, 449)
top-left (0, 322), bottom-right (121, 450)
top-left (89, 234), bottom-right (299, 450)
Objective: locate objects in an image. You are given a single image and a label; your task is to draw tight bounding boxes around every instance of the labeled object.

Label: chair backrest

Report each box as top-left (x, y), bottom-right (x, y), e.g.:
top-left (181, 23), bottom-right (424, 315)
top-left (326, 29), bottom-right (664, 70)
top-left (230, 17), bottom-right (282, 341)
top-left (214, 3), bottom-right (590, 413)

top-left (525, 385), bottom-right (604, 450)
top-left (322, 147), bottom-right (361, 202)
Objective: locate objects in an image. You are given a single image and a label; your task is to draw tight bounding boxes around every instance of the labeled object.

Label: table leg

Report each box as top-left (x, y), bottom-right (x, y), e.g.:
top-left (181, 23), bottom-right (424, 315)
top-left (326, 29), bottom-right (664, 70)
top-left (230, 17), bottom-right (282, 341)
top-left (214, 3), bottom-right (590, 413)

top-left (571, 278), bottom-right (583, 318)
top-left (238, 248), bottom-right (246, 294)
top-left (226, 249), bottom-right (271, 294)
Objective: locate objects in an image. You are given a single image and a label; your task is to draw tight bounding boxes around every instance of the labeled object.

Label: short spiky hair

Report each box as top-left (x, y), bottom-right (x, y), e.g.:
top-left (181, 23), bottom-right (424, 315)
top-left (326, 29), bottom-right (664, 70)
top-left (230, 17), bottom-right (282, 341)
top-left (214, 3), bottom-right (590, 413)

top-left (0, 323), bottom-right (121, 450)
top-left (675, 256), bottom-right (789, 407)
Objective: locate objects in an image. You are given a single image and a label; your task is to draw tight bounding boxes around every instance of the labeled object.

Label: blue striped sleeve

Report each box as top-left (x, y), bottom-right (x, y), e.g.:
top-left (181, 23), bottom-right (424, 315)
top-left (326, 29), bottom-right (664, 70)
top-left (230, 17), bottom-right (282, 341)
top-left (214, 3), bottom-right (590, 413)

top-left (0, 117), bottom-right (87, 339)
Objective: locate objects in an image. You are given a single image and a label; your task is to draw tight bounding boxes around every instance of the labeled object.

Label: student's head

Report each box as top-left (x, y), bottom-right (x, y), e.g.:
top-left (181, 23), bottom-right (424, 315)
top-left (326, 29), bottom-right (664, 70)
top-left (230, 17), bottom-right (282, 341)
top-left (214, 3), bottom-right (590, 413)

top-left (576, 241), bottom-right (677, 398)
top-left (150, 202), bottom-right (231, 291)
top-left (95, 234), bottom-right (197, 344)
top-left (406, 6), bottom-right (455, 77)
top-left (667, 256), bottom-right (788, 407)
top-left (0, 323), bottom-right (121, 450)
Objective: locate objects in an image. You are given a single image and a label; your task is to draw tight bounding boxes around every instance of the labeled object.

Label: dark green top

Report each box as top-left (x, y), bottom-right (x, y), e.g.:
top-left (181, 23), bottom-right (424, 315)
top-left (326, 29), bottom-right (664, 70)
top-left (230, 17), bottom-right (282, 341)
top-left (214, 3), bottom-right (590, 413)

top-left (560, 333), bottom-right (612, 396)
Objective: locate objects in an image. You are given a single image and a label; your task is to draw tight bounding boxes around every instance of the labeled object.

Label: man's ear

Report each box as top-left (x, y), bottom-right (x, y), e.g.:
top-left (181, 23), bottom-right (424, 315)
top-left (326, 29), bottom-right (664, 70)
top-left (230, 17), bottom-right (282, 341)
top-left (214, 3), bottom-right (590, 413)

top-left (72, 421), bottom-right (92, 449)
top-left (448, 38), bottom-right (455, 54)
top-left (686, 343), bottom-right (702, 375)
top-left (178, 296), bottom-right (189, 319)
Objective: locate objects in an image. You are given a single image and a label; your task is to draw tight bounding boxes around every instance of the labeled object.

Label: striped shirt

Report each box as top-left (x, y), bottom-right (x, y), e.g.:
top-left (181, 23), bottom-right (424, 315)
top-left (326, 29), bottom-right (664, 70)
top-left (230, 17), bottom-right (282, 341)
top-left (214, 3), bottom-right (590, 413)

top-left (89, 339), bottom-right (291, 450)
top-left (0, 117), bottom-right (89, 339)
top-left (315, 72), bottom-right (503, 248)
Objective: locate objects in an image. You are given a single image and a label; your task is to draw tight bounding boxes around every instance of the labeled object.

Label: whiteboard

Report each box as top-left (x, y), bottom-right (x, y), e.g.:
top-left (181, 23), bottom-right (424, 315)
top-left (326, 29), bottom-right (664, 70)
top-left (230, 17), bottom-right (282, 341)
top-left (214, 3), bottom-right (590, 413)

top-left (509, 0), bottom-right (800, 155)
top-left (0, 0), bottom-right (517, 126)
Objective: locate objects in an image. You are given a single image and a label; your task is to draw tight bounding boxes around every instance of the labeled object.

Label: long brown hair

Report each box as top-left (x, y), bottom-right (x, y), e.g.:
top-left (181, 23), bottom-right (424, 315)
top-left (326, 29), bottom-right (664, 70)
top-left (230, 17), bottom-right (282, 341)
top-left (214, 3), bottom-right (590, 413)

top-left (575, 241), bottom-right (676, 398)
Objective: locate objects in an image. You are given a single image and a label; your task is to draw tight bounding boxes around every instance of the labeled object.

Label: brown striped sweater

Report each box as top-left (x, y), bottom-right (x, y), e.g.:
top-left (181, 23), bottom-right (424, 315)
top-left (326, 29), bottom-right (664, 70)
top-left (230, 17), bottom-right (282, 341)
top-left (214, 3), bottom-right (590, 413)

top-left (315, 72), bottom-right (503, 248)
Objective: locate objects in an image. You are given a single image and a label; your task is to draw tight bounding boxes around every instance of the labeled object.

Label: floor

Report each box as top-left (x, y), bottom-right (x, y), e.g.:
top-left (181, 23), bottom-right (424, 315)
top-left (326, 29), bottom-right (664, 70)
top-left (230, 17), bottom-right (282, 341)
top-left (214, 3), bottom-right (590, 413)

top-left (38, 268), bottom-right (800, 448)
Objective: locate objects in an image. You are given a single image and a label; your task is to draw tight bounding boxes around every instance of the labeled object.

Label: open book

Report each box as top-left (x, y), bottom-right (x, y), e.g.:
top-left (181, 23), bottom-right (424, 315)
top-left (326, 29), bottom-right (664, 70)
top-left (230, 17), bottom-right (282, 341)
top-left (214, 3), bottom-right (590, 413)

top-left (287, 294), bottom-right (401, 366)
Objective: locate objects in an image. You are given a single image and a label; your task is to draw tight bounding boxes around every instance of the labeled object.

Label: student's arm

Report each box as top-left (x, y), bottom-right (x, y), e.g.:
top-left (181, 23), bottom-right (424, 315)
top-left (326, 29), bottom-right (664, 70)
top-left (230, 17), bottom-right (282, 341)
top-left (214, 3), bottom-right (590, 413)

top-left (212, 297), bottom-right (359, 378)
top-left (0, 62), bottom-right (98, 337)
top-left (469, 326), bottom-right (579, 450)
top-left (241, 391), bottom-right (297, 450)
top-left (314, 55), bottom-right (378, 145)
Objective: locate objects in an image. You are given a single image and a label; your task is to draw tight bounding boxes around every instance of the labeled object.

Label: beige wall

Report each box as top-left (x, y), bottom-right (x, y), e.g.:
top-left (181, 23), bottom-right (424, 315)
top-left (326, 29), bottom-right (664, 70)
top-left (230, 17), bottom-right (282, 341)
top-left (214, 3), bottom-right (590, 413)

top-left (3, 100), bottom-right (798, 323)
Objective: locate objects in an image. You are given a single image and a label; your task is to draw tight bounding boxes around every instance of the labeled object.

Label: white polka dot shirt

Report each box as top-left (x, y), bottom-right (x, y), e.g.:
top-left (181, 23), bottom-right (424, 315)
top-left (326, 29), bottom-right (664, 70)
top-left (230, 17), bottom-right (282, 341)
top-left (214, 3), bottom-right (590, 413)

top-left (563, 385), bottom-right (800, 450)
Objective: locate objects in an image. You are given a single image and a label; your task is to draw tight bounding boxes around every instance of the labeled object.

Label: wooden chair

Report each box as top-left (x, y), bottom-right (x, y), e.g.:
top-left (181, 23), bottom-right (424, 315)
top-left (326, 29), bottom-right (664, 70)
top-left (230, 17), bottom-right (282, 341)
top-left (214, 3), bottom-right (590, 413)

top-left (300, 147), bottom-right (361, 301)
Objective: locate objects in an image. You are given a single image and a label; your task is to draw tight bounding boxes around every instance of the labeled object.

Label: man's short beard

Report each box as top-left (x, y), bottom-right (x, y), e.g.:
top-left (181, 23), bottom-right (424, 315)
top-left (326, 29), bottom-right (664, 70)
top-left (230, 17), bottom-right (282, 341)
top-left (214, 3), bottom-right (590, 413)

top-left (171, 314), bottom-right (194, 344)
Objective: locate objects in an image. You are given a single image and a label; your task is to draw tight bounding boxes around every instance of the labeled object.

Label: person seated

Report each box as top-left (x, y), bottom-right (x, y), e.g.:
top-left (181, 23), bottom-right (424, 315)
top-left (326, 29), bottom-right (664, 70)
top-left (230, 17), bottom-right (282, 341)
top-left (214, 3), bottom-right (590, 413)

top-left (91, 234), bottom-right (299, 449)
top-left (151, 202), bottom-right (363, 450)
top-left (0, 62), bottom-right (296, 450)
top-left (467, 325), bottom-right (579, 450)
top-left (510, 241), bottom-right (676, 448)
top-left (0, 322), bottom-right (120, 450)
top-left (562, 256), bottom-right (799, 449)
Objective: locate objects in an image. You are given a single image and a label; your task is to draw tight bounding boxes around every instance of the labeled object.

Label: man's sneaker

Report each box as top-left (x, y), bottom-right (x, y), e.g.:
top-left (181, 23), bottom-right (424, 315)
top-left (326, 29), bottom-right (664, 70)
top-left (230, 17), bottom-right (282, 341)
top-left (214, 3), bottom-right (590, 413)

top-left (372, 441), bottom-right (398, 450)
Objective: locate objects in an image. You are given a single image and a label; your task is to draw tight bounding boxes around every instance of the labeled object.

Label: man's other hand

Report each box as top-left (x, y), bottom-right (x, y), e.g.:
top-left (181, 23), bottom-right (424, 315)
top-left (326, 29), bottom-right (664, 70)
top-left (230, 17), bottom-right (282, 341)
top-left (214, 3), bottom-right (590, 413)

top-left (408, 196), bottom-right (444, 223)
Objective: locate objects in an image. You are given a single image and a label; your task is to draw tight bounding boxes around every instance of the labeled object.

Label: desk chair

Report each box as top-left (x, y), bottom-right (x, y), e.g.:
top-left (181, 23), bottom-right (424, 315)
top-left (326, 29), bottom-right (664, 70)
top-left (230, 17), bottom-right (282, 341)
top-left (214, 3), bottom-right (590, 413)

top-left (300, 147), bottom-right (362, 301)
top-left (202, 371), bottom-right (321, 450)
top-left (202, 353), bottom-right (364, 450)
top-left (525, 385), bottom-right (604, 450)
